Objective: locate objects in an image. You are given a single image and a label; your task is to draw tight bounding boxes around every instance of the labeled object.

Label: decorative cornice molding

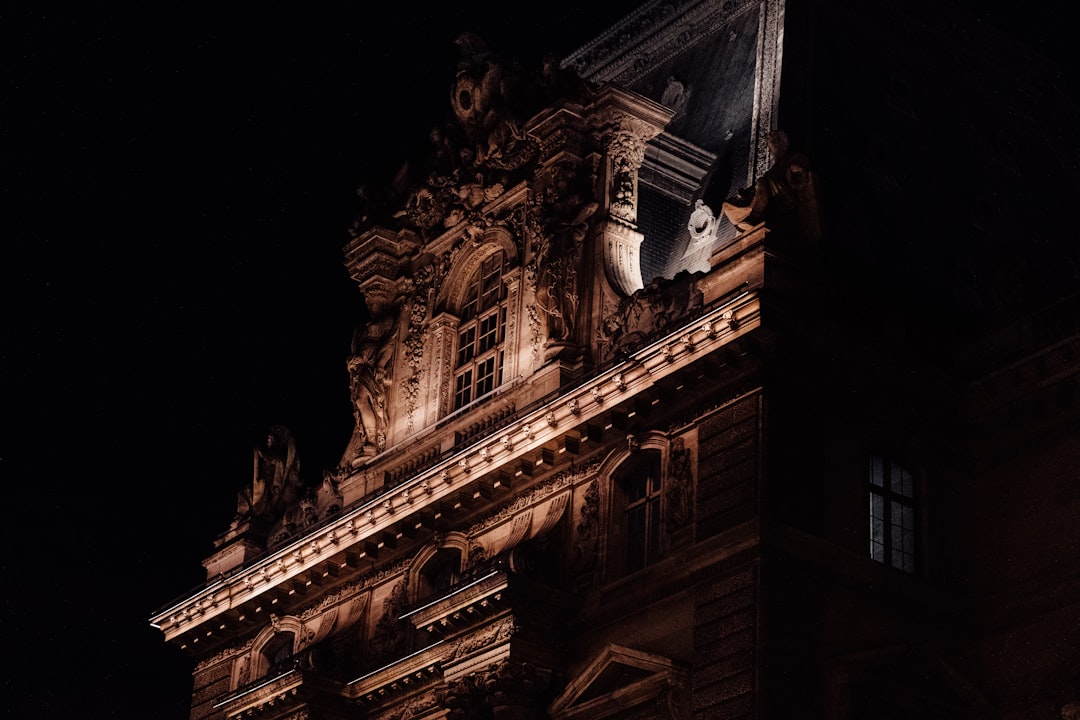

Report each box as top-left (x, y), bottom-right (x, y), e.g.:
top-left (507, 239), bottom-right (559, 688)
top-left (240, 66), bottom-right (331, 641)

top-left (562, 0), bottom-right (764, 85)
top-left (153, 292), bottom-right (760, 642)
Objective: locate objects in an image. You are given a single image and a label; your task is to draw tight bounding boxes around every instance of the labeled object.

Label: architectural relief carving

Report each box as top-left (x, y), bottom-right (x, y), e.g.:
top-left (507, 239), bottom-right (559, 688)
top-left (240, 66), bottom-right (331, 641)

top-left (371, 689), bottom-right (446, 720)
top-left (525, 159), bottom-right (599, 354)
top-left (597, 271), bottom-right (703, 362)
top-left (687, 198), bottom-right (718, 247)
top-left (449, 617), bottom-right (517, 662)
top-left (660, 75), bottom-right (691, 117)
top-left (345, 279), bottom-right (405, 462)
top-left (444, 671), bottom-right (491, 720)
top-left (450, 33), bottom-right (537, 175)
top-left (752, 0), bottom-right (786, 181)
top-left (561, 0), bottom-right (761, 84)
top-left (466, 539), bottom-right (488, 570)
top-left (368, 576), bottom-right (410, 669)
top-left (196, 637), bottom-right (257, 674)
top-left (444, 657), bottom-right (554, 720)
top-left (573, 478), bottom-right (600, 572)
top-left (466, 468), bottom-right (579, 537)
top-left (595, 113), bottom-right (652, 224)
top-left (382, 34), bottom-right (547, 246)
top-left (664, 436), bottom-right (693, 532)
top-left (722, 129), bottom-right (821, 240)
top-left (236, 425), bottom-right (303, 526)
top-left (402, 262), bottom-right (438, 433)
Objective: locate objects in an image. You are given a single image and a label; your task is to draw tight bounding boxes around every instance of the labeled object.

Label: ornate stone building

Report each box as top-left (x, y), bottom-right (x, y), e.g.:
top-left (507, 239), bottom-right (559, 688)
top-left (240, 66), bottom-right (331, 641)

top-left (152, 1), bottom-right (1080, 718)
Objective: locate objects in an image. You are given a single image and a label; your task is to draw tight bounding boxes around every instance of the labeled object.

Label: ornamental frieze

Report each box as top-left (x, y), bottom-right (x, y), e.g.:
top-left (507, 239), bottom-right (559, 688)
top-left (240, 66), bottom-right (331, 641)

top-left (465, 463), bottom-right (591, 537)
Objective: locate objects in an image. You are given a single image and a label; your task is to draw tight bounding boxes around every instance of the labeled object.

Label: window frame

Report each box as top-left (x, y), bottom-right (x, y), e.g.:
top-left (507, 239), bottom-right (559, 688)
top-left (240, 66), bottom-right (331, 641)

top-left (868, 453), bottom-right (918, 573)
top-left (453, 252), bottom-right (507, 411)
top-left (606, 448), bottom-right (665, 581)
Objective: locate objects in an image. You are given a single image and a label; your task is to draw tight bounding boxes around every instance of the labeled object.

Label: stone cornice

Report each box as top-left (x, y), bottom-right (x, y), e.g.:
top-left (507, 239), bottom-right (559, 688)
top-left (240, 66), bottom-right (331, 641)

top-left (151, 291), bottom-right (761, 642)
top-left (562, 0), bottom-right (764, 85)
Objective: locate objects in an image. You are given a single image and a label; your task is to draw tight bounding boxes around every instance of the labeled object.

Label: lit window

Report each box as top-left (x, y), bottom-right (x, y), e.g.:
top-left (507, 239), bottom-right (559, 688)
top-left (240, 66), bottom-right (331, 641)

top-left (454, 253), bottom-right (506, 410)
top-left (869, 454), bottom-right (916, 573)
top-left (611, 450), bottom-right (663, 578)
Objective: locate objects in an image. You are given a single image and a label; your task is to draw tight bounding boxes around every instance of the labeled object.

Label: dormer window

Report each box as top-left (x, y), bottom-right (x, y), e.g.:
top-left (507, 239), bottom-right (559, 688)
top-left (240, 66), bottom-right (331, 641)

top-left (454, 252), bottom-right (506, 410)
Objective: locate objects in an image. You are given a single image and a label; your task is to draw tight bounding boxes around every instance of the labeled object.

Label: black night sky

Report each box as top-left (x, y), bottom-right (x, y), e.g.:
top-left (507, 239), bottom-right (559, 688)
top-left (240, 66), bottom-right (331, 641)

top-left (3, 3), bottom-right (1075, 719)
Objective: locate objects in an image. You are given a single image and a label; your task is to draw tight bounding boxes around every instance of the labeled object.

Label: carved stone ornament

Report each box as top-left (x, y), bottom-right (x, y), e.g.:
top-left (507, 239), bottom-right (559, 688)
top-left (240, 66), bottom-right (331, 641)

top-left (721, 129), bottom-right (822, 241)
top-left (687, 198), bottom-right (719, 247)
top-left (525, 159), bottom-right (598, 350)
top-left (591, 108), bottom-right (657, 224)
top-left (573, 479), bottom-right (600, 572)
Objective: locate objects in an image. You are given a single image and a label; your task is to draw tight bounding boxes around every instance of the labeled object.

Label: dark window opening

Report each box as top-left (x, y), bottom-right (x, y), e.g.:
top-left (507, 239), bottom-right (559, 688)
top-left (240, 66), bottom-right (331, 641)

top-left (262, 632), bottom-right (295, 677)
top-left (611, 450), bottom-right (663, 578)
top-left (869, 454), bottom-right (916, 573)
top-left (418, 547), bottom-right (462, 603)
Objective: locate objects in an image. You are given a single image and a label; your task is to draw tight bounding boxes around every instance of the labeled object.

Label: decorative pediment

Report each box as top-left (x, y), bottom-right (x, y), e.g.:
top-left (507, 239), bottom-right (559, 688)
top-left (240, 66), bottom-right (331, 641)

top-left (549, 644), bottom-right (687, 719)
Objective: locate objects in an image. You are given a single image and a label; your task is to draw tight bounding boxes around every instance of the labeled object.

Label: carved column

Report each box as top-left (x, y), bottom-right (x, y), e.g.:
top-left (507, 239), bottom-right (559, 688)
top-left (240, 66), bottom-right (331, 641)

top-left (588, 87), bottom-right (673, 296)
top-left (502, 268), bottom-right (522, 380)
top-left (429, 312), bottom-right (460, 422)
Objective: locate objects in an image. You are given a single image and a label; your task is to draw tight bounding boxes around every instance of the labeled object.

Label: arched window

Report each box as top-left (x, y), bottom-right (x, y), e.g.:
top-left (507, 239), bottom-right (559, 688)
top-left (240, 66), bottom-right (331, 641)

top-left (868, 454), bottom-right (917, 573)
top-left (454, 251), bottom-right (507, 410)
top-left (417, 547), bottom-right (462, 603)
top-left (261, 631), bottom-right (295, 676)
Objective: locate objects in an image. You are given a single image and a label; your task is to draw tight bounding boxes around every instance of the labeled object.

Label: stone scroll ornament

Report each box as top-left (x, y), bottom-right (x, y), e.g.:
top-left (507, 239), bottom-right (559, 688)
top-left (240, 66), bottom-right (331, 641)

top-left (588, 93), bottom-right (670, 296)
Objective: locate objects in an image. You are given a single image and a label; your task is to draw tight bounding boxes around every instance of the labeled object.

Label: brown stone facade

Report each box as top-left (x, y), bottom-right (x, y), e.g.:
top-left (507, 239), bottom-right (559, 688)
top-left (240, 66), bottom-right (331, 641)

top-left (153, 1), bottom-right (1080, 718)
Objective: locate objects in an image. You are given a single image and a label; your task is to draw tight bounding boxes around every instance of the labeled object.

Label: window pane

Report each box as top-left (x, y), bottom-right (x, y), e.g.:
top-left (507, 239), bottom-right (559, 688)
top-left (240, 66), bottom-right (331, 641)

top-left (870, 492), bottom-right (884, 563)
top-left (457, 327), bottom-right (475, 366)
top-left (624, 474), bottom-right (647, 502)
top-left (625, 506), bottom-right (646, 573)
top-left (869, 456), bottom-right (918, 572)
top-left (461, 281), bottom-right (479, 321)
top-left (900, 546), bottom-right (914, 573)
top-left (647, 499), bottom-right (661, 562)
top-left (479, 255), bottom-right (502, 310)
top-left (890, 500), bottom-right (915, 573)
top-left (478, 312), bottom-right (498, 352)
top-left (476, 356), bottom-right (496, 396)
top-left (871, 455), bottom-right (884, 487)
top-left (455, 370), bottom-right (472, 408)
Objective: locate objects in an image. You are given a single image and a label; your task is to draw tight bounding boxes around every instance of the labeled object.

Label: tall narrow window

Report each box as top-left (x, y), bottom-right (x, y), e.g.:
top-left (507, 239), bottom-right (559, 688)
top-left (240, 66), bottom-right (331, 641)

top-left (454, 252), bottom-right (506, 410)
top-left (612, 450), bottom-right (663, 577)
top-left (869, 454), bottom-right (916, 573)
